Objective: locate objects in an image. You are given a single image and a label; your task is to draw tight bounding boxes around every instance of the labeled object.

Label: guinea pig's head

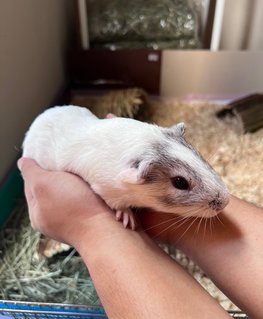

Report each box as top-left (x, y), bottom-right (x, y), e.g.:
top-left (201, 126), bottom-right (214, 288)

top-left (117, 122), bottom-right (229, 218)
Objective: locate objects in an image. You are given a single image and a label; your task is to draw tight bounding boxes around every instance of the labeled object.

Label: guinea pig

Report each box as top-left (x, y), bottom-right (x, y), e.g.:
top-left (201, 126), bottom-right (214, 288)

top-left (22, 105), bottom-right (229, 230)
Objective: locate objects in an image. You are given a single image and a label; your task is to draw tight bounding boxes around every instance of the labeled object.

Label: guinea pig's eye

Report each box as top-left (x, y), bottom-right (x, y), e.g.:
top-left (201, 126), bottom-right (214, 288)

top-left (171, 176), bottom-right (190, 190)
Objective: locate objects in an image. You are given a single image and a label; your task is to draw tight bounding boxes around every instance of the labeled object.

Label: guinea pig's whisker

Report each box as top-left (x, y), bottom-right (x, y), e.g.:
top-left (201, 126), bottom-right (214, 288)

top-left (194, 216), bottom-right (204, 236)
top-left (181, 206), bottom-right (206, 218)
top-left (152, 216), bottom-right (191, 240)
top-left (204, 216), bottom-right (209, 240)
top-left (190, 206), bottom-right (217, 238)
top-left (142, 208), bottom-right (198, 233)
top-left (205, 214), bottom-right (214, 235)
top-left (198, 208), bottom-right (209, 239)
top-left (209, 216), bottom-right (215, 235)
top-left (142, 215), bottom-right (179, 232)
top-left (153, 207), bottom-right (213, 241)
top-left (205, 208), bottom-right (216, 236)
top-left (215, 212), bottom-right (224, 226)
top-left (144, 207), bottom-right (219, 240)
top-left (160, 208), bottom-right (202, 236)
top-left (206, 148), bottom-right (219, 164)
top-left (167, 204), bottom-right (203, 217)
top-left (194, 215), bottom-right (203, 236)
top-left (154, 211), bottom-right (182, 216)
top-left (175, 216), bottom-right (199, 242)
top-left (169, 214), bottom-right (200, 239)
top-left (169, 215), bottom-right (194, 228)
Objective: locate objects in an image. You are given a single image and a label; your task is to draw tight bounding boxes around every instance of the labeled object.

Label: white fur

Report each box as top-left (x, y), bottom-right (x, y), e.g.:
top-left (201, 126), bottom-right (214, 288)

top-left (23, 106), bottom-right (163, 209)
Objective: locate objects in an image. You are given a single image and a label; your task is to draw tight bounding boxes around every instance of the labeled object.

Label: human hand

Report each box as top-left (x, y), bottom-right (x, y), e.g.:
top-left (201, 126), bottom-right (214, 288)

top-left (18, 158), bottom-right (113, 246)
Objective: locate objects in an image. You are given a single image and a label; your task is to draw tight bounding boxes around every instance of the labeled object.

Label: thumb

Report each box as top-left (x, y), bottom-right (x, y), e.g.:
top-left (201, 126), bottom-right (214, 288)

top-left (17, 157), bottom-right (43, 182)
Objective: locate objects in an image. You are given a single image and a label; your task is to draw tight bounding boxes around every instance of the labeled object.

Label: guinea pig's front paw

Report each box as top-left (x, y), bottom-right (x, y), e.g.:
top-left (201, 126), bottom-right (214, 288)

top-left (115, 208), bottom-right (136, 230)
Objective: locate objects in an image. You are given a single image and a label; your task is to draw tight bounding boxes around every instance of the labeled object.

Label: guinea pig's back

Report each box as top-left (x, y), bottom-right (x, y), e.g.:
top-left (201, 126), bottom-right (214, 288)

top-left (22, 105), bottom-right (98, 170)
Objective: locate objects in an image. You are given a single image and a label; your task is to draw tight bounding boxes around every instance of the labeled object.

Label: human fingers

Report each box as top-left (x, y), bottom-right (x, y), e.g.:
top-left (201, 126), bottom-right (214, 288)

top-left (106, 113), bottom-right (117, 119)
top-left (18, 158), bottom-right (42, 209)
top-left (17, 157), bottom-right (44, 183)
top-left (17, 157), bottom-right (48, 208)
top-left (24, 183), bottom-right (34, 206)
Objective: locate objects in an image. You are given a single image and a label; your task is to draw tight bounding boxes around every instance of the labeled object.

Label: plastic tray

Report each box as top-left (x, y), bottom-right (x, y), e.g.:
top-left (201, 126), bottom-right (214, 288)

top-left (0, 300), bottom-right (107, 319)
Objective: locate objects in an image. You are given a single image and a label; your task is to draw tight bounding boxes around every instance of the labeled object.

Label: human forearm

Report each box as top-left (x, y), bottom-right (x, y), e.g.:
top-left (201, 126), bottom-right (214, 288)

top-left (73, 213), bottom-right (230, 319)
top-left (182, 196), bottom-right (263, 319)
top-left (141, 196), bottom-right (263, 318)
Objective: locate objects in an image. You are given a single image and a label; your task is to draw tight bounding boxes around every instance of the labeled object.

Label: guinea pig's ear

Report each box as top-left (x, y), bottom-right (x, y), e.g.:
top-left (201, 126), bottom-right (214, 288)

top-left (117, 159), bottom-right (152, 184)
top-left (166, 122), bottom-right (186, 138)
top-left (172, 122), bottom-right (186, 136)
top-left (117, 168), bottom-right (145, 184)
top-left (176, 122), bottom-right (186, 136)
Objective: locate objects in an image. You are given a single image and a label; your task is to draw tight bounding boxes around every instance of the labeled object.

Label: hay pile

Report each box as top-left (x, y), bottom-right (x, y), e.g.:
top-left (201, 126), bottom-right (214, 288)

top-left (0, 204), bottom-right (99, 305)
top-left (71, 88), bottom-right (148, 119)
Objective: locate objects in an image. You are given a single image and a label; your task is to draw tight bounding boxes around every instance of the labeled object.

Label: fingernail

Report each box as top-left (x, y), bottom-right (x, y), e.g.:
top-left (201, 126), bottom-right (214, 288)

top-left (106, 113), bottom-right (115, 119)
top-left (17, 158), bottom-right (23, 170)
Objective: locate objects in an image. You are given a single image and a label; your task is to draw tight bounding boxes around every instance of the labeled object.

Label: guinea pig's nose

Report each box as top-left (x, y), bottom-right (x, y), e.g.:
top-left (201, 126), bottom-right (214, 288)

top-left (209, 198), bottom-right (222, 211)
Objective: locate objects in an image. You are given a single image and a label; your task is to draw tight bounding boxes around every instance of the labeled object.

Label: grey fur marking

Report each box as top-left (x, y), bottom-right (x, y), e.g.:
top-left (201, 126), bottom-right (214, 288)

top-left (148, 141), bottom-right (203, 184)
top-left (164, 130), bottom-right (203, 159)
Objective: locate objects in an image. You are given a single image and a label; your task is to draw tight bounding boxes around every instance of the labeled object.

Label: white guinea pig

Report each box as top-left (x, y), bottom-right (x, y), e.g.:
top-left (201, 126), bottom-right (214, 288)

top-left (23, 105), bottom-right (229, 229)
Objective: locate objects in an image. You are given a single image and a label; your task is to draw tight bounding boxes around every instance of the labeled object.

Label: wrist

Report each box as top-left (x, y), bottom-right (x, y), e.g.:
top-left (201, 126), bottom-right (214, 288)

top-left (69, 210), bottom-right (118, 252)
top-left (72, 212), bottom-right (156, 270)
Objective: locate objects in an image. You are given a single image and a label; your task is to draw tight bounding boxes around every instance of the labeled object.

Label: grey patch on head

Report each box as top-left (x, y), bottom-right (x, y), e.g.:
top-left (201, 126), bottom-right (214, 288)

top-left (138, 140), bottom-right (225, 210)
top-left (176, 137), bottom-right (217, 175)
top-left (151, 142), bottom-right (177, 169)
top-left (142, 139), bottom-right (227, 211)
top-left (163, 124), bottom-right (207, 162)
top-left (163, 130), bottom-right (177, 140)
top-left (178, 137), bottom-right (201, 156)
top-left (163, 129), bottom-right (201, 157)
top-left (142, 141), bottom-right (205, 187)
top-left (152, 141), bottom-right (168, 154)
